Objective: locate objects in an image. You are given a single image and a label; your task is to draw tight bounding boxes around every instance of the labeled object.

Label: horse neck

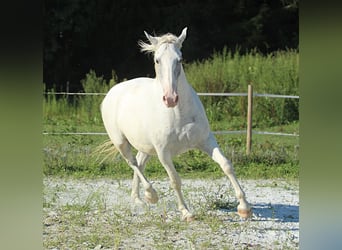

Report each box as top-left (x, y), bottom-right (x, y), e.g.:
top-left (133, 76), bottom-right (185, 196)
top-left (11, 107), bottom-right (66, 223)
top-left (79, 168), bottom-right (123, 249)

top-left (175, 67), bottom-right (196, 112)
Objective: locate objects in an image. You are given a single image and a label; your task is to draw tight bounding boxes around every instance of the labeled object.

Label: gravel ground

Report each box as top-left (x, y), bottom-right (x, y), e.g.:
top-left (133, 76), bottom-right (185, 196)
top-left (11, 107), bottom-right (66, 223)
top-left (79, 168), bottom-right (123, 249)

top-left (43, 177), bottom-right (299, 249)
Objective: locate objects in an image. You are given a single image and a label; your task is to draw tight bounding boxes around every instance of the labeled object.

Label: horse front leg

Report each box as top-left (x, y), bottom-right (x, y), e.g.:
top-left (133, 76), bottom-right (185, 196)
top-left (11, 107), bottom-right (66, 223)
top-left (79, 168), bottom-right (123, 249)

top-left (199, 134), bottom-right (252, 218)
top-left (157, 151), bottom-right (195, 222)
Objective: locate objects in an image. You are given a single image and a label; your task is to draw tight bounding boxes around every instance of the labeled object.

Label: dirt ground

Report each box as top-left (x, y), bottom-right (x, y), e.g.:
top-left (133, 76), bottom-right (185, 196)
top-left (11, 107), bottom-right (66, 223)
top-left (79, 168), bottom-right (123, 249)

top-left (43, 177), bottom-right (299, 249)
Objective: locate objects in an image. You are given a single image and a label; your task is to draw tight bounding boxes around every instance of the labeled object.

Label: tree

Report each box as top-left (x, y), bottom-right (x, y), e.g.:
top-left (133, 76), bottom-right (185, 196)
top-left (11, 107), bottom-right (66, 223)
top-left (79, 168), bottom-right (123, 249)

top-left (44, 0), bottom-right (298, 92)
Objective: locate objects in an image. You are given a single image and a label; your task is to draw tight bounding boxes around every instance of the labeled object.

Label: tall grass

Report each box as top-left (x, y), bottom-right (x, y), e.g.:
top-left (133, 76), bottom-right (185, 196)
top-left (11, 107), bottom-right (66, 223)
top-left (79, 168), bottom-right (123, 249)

top-left (43, 49), bottom-right (299, 179)
top-left (185, 48), bottom-right (298, 96)
top-left (184, 48), bottom-right (299, 127)
top-left (44, 49), bottom-right (299, 129)
top-left (43, 70), bottom-right (117, 131)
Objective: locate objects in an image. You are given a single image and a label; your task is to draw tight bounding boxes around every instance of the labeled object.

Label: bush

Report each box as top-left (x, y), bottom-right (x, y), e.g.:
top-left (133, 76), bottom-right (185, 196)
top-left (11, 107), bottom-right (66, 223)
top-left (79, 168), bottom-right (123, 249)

top-left (78, 70), bottom-right (117, 124)
top-left (43, 70), bottom-right (117, 127)
top-left (184, 48), bottom-right (299, 127)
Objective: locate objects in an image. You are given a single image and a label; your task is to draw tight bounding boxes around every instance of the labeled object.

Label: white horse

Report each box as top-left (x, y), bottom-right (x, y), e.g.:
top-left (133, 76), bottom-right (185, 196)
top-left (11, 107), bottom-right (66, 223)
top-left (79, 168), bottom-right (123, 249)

top-left (101, 27), bottom-right (251, 221)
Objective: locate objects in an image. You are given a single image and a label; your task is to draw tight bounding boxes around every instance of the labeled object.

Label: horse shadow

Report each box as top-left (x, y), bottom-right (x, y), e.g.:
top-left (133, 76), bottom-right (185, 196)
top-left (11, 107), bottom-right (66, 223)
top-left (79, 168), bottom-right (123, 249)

top-left (219, 203), bottom-right (299, 223)
top-left (249, 203), bottom-right (299, 223)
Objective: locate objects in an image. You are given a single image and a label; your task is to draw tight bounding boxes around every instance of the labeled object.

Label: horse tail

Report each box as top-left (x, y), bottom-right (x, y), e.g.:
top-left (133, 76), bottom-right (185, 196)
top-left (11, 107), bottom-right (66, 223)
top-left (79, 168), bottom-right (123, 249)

top-left (92, 139), bottom-right (118, 164)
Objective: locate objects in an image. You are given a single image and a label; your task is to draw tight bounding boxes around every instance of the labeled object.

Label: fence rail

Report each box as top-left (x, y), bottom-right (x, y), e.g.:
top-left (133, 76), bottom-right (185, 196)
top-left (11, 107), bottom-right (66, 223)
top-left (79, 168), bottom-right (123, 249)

top-left (44, 92), bottom-right (300, 99)
top-left (43, 86), bottom-right (299, 153)
top-left (43, 131), bottom-right (299, 137)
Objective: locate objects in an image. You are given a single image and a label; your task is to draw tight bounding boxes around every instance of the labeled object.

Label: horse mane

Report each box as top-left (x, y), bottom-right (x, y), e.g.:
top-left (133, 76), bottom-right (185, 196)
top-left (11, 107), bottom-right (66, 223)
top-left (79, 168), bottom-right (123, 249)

top-left (138, 33), bottom-right (178, 54)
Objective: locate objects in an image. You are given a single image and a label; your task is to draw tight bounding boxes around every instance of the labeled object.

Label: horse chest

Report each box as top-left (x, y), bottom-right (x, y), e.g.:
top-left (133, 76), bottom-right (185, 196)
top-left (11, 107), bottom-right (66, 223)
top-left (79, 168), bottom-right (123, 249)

top-left (165, 115), bottom-right (209, 151)
top-left (177, 122), bottom-right (198, 143)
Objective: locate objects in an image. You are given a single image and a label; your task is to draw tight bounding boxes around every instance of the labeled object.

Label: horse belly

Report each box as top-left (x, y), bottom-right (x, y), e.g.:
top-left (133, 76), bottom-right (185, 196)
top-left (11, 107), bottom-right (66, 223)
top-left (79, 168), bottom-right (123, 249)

top-left (125, 132), bottom-right (156, 155)
top-left (117, 110), bottom-right (157, 155)
top-left (102, 79), bottom-right (158, 155)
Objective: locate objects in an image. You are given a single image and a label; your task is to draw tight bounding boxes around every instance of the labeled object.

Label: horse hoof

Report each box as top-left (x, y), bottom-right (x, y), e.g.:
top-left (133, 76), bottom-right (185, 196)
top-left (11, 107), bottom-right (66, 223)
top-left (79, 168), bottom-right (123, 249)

top-left (186, 215), bottom-right (196, 222)
top-left (144, 188), bottom-right (158, 204)
top-left (237, 208), bottom-right (252, 219)
top-left (181, 213), bottom-right (195, 222)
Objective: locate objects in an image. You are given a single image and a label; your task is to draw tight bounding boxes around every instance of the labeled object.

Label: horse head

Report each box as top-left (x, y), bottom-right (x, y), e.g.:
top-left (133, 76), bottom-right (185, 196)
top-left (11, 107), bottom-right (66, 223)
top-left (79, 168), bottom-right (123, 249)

top-left (140, 28), bottom-right (187, 108)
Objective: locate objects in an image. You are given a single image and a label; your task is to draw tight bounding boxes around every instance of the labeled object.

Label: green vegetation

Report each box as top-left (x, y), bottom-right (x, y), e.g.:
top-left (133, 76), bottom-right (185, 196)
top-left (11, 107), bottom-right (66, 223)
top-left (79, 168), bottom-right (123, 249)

top-left (44, 0), bottom-right (298, 92)
top-left (43, 131), bottom-right (299, 179)
top-left (186, 48), bottom-right (299, 127)
top-left (43, 49), bottom-right (299, 179)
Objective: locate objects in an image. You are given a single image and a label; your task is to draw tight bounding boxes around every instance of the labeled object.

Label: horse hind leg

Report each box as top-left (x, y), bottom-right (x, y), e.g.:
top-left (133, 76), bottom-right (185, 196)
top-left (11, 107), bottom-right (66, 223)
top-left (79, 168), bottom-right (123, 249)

top-left (115, 140), bottom-right (158, 204)
top-left (199, 134), bottom-right (252, 218)
top-left (131, 151), bottom-right (151, 204)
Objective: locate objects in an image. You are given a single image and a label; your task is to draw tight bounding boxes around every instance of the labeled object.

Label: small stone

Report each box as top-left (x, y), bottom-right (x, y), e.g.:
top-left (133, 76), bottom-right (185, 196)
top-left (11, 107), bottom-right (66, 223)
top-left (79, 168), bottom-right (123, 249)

top-left (48, 211), bottom-right (58, 217)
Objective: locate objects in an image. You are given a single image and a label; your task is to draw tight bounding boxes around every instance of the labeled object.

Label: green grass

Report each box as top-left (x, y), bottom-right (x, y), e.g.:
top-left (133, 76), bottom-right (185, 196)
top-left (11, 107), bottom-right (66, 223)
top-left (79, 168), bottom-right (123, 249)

top-left (43, 121), bottom-right (299, 179)
top-left (44, 49), bottom-right (299, 129)
top-left (185, 48), bottom-right (299, 127)
top-left (43, 49), bottom-right (299, 180)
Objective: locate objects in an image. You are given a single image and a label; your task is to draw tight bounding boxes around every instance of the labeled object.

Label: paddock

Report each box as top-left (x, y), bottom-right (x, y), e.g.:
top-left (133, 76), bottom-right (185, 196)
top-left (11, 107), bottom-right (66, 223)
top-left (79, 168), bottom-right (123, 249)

top-left (43, 177), bottom-right (299, 249)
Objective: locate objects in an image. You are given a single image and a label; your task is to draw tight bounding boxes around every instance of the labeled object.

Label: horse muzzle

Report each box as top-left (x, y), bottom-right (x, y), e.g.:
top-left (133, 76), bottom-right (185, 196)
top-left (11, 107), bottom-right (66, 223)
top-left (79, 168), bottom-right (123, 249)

top-left (163, 94), bottom-right (179, 108)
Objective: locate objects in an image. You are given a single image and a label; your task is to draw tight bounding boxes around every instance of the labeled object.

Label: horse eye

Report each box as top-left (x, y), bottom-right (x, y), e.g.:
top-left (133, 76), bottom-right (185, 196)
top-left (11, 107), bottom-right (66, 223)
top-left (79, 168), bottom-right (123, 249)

top-left (155, 59), bottom-right (160, 64)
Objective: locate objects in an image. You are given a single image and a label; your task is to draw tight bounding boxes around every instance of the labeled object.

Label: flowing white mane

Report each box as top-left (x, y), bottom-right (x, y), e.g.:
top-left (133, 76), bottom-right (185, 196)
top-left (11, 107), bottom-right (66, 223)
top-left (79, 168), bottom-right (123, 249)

top-left (139, 33), bottom-right (178, 54)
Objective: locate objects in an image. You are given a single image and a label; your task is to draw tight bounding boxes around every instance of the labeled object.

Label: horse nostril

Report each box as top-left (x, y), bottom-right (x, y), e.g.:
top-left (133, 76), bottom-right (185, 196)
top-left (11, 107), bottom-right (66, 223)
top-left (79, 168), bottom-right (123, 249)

top-left (162, 95), bottom-right (178, 107)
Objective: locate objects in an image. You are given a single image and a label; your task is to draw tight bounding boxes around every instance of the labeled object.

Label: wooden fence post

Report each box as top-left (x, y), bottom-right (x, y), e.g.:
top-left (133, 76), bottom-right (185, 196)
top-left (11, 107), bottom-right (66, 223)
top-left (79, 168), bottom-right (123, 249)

top-left (246, 84), bottom-right (253, 155)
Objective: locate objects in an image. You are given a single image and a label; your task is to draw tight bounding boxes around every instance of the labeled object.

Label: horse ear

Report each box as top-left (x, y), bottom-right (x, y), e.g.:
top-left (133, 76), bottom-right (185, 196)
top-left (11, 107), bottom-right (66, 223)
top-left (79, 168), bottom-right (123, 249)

top-left (176, 27), bottom-right (187, 48)
top-left (144, 31), bottom-right (158, 46)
